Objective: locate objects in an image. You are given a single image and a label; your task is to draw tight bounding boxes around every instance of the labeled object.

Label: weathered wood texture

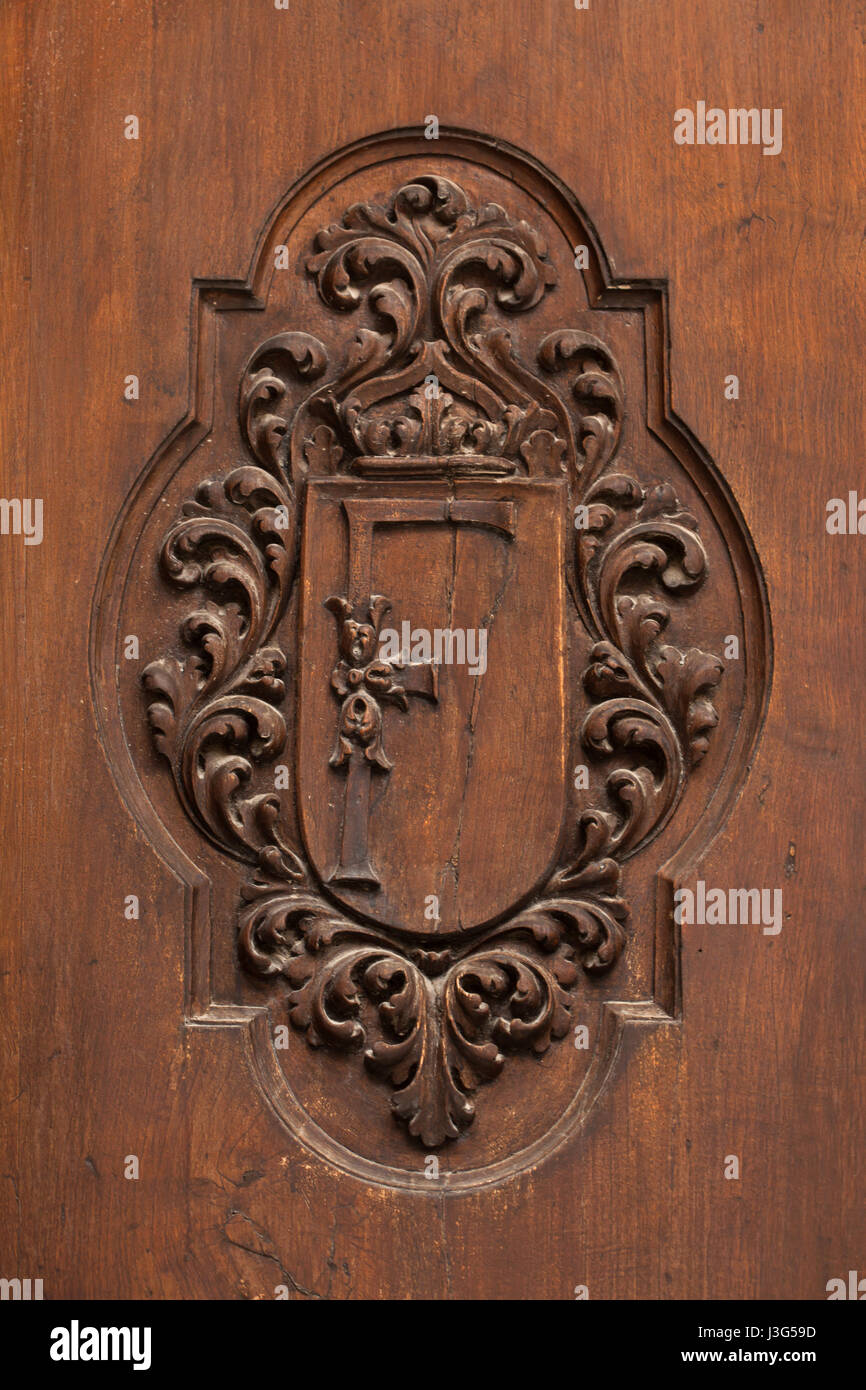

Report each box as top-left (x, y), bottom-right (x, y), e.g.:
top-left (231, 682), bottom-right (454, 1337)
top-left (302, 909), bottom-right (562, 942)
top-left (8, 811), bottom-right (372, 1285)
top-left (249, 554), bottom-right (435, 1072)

top-left (2, 0), bottom-right (864, 1300)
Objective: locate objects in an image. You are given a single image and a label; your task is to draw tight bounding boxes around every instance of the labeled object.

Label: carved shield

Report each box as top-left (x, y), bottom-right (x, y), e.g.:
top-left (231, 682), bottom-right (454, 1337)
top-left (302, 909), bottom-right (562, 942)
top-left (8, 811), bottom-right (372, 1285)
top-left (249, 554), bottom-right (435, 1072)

top-left (99, 132), bottom-right (769, 1178)
top-left (297, 477), bottom-right (567, 934)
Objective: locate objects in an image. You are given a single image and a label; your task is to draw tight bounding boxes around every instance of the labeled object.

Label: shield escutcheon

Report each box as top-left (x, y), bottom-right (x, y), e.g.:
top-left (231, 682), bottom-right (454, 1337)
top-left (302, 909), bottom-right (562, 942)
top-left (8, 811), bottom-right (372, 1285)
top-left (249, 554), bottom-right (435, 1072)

top-left (297, 475), bottom-right (568, 936)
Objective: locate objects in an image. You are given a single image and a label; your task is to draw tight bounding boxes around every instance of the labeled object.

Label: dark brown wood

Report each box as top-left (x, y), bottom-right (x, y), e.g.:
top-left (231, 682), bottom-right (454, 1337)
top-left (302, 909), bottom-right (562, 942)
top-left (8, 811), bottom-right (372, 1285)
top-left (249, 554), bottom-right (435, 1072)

top-left (2, 0), bottom-right (864, 1301)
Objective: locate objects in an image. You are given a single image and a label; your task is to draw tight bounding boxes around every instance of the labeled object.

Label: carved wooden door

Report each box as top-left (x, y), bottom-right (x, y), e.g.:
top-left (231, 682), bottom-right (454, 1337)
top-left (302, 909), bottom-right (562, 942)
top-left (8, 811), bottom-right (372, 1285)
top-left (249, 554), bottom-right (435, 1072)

top-left (4, 1), bottom-right (863, 1306)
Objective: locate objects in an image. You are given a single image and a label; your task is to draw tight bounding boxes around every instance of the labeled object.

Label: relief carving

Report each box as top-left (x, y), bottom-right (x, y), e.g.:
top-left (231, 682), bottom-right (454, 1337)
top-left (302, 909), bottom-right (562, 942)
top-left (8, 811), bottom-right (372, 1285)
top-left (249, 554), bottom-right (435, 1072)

top-left (140, 173), bottom-right (728, 1147)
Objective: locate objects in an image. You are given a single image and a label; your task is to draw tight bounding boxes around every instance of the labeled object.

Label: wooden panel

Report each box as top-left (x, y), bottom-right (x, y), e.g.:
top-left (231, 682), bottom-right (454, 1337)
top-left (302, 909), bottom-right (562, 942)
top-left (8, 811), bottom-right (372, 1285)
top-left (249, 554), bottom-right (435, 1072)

top-left (2, 0), bottom-right (864, 1301)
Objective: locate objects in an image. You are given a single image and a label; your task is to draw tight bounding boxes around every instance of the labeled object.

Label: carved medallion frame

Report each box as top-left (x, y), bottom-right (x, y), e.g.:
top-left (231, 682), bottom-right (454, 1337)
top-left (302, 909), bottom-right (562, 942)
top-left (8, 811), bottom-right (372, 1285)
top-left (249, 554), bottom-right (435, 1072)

top-left (91, 129), bottom-right (771, 1191)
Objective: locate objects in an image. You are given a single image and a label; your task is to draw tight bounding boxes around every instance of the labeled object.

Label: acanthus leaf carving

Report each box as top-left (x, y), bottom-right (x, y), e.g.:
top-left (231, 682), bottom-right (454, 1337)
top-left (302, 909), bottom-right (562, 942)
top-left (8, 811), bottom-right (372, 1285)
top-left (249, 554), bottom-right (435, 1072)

top-left (555, 471), bottom-right (725, 888)
top-left (538, 329), bottom-right (624, 481)
top-left (239, 331), bottom-right (330, 484)
top-left (140, 170), bottom-right (729, 1151)
top-left (273, 175), bottom-right (572, 477)
top-left (237, 860), bottom-right (617, 1148)
top-left (142, 465), bottom-right (302, 877)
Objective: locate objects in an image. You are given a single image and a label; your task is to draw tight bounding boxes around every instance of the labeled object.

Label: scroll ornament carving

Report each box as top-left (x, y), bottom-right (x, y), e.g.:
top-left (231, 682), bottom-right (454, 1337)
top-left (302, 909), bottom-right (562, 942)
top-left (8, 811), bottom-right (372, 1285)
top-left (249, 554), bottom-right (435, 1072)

top-left (142, 177), bottom-right (725, 1146)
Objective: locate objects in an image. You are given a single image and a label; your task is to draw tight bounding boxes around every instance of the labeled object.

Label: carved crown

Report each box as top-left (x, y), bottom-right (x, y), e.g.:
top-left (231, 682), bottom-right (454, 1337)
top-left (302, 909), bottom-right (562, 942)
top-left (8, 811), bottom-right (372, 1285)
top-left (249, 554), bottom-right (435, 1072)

top-left (239, 176), bottom-right (623, 486)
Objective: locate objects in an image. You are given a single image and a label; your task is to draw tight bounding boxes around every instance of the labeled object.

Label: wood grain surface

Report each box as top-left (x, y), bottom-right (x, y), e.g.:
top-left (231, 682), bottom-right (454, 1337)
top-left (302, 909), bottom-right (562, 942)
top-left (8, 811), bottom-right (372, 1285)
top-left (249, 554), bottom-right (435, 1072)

top-left (1, 0), bottom-right (864, 1300)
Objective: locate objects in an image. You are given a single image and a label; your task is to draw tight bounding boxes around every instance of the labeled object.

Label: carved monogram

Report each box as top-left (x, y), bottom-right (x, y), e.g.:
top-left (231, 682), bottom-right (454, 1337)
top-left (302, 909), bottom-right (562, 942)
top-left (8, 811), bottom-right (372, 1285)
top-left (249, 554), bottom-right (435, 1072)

top-left (324, 590), bottom-right (439, 889)
top-left (142, 175), bottom-right (725, 1148)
